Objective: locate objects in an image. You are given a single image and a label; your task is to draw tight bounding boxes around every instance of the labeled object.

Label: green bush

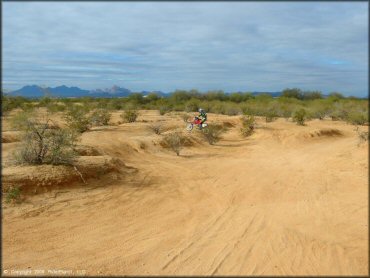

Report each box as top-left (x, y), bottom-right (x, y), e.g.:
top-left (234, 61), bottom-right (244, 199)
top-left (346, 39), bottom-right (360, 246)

top-left (121, 109), bottom-right (139, 123)
top-left (90, 109), bottom-right (111, 126)
top-left (264, 107), bottom-right (279, 122)
top-left (159, 106), bottom-right (170, 115)
top-left (64, 105), bottom-right (91, 133)
top-left (185, 98), bottom-right (200, 112)
top-left (12, 114), bottom-right (78, 165)
top-left (292, 108), bottom-right (307, 125)
top-left (240, 115), bottom-right (255, 137)
top-left (224, 103), bottom-right (241, 116)
top-left (345, 110), bottom-right (368, 125)
top-left (2, 95), bottom-right (30, 115)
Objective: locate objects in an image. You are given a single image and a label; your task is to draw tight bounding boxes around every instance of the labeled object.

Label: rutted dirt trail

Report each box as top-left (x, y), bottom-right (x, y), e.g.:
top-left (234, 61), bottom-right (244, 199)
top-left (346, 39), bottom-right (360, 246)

top-left (2, 112), bottom-right (368, 275)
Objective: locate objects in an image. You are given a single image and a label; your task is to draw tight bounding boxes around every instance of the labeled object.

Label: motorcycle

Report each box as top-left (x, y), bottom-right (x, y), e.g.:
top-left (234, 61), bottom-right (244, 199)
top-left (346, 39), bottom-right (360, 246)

top-left (186, 116), bottom-right (208, 133)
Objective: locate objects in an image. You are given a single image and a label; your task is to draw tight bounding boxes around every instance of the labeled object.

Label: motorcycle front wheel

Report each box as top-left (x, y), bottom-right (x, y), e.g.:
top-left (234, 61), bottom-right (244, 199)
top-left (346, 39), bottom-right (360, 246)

top-left (186, 123), bottom-right (194, 131)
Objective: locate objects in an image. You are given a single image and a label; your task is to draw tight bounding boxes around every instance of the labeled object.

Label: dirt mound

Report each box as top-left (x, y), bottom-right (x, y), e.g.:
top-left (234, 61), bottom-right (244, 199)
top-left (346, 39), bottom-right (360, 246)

top-left (74, 145), bottom-right (102, 156)
top-left (2, 131), bottom-right (22, 143)
top-left (2, 156), bottom-right (133, 194)
top-left (308, 128), bottom-right (343, 138)
top-left (2, 112), bottom-right (368, 276)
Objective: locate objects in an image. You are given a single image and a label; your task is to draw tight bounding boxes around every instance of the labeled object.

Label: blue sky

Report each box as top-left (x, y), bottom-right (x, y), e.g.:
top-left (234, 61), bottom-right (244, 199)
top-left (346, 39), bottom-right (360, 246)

top-left (2, 1), bottom-right (368, 96)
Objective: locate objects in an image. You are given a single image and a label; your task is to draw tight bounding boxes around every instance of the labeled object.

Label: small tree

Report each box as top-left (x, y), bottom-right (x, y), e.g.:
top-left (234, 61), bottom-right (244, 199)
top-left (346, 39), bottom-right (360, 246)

top-left (292, 108), bottom-right (307, 125)
top-left (12, 112), bottom-right (78, 165)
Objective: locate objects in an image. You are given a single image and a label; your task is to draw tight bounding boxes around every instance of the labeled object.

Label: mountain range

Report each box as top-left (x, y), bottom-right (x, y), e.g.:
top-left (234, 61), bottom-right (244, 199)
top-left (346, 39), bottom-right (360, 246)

top-left (5, 85), bottom-right (283, 98)
top-left (7, 85), bottom-right (167, 98)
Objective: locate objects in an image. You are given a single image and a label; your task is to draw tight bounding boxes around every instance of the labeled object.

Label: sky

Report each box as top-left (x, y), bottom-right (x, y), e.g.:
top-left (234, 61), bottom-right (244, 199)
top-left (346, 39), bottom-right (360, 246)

top-left (2, 1), bottom-right (368, 96)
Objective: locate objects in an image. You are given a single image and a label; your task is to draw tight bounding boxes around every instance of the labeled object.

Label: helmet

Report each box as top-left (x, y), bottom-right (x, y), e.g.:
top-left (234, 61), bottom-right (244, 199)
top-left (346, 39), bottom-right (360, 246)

top-left (198, 108), bottom-right (204, 113)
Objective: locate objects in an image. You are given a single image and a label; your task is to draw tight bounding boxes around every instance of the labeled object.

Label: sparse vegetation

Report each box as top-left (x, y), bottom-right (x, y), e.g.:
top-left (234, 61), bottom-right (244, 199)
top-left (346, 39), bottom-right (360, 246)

top-left (121, 109), bottom-right (139, 123)
top-left (292, 108), bottom-right (307, 126)
top-left (181, 113), bottom-right (190, 122)
top-left (5, 186), bottom-right (21, 204)
top-left (149, 123), bottom-right (163, 135)
top-left (90, 109), bottom-right (111, 126)
top-left (202, 124), bottom-right (224, 145)
top-left (240, 115), bottom-right (255, 137)
top-left (355, 126), bottom-right (369, 145)
top-left (158, 107), bottom-right (168, 115)
top-left (162, 132), bottom-right (186, 156)
top-left (64, 105), bottom-right (91, 133)
top-left (11, 112), bottom-right (78, 165)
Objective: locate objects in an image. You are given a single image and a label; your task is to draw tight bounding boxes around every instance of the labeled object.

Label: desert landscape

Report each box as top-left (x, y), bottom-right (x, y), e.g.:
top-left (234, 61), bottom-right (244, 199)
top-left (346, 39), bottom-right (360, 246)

top-left (2, 109), bottom-right (368, 276)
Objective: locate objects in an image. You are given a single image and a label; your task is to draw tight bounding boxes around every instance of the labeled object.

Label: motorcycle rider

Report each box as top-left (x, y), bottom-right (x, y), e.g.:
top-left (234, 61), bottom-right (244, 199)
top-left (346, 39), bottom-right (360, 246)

top-left (197, 108), bottom-right (207, 129)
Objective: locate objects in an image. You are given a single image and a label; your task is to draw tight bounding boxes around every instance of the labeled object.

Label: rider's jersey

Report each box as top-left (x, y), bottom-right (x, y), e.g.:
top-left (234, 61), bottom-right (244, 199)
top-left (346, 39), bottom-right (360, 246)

top-left (199, 112), bottom-right (207, 121)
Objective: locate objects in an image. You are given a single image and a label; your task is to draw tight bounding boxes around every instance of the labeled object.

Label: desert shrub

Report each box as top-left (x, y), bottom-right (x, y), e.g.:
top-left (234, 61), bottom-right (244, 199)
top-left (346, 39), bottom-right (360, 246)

top-left (264, 107), bottom-right (279, 122)
top-left (202, 124), bottom-right (224, 145)
top-left (209, 101), bottom-right (226, 114)
top-left (181, 113), bottom-right (190, 122)
top-left (46, 102), bottom-right (66, 113)
top-left (12, 115), bottom-right (78, 165)
top-left (345, 110), bottom-right (368, 125)
top-left (329, 110), bottom-right (342, 121)
top-left (224, 103), bottom-right (242, 116)
top-left (20, 102), bottom-right (35, 112)
top-left (10, 110), bottom-right (35, 131)
top-left (355, 126), bottom-right (369, 146)
top-left (2, 95), bottom-right (31, 115)
top-left (358, 131), bottom-right (369, 143)
top-left (292, 108), bottom-right (307, 125)
top-left (308, 103), bottom-right (329, 120)
top-left (240, 115), bottom-right (255, 137)
top-left (90, 109), bottom-right (111, 126)
top-left (185, 98), bottom-right (201, 112)
top-left (107, 99), bottom-right (124, 110)
top-left (38, 96), bottom-right (53, 107)
top-left (159, 106), bottom-right (170, 115)
top-left (162, 132), bottom-right (186, 156)
top-left (149, 123), bottom-right (163, 135)
top-left (121, 109), bottom-right (139, 123)
top-left (5, 186), bottom-right (21, 204)
top-left (64, 105), bottom-right (91, 133)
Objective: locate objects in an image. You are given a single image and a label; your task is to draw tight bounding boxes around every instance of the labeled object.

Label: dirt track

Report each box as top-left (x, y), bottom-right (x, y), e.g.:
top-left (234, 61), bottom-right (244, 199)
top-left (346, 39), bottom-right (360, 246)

top-left (2, 111), bottom-right (368, 275)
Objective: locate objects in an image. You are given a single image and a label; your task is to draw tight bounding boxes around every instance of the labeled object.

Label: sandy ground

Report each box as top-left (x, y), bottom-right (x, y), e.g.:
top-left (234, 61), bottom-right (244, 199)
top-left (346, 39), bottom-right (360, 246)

top-left (2, 110), bottom-right (368, 276)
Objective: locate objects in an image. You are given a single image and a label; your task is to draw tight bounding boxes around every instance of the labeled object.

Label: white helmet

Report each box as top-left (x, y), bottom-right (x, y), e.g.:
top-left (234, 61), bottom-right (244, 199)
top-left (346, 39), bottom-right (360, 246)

top-left (198, 108), bottom-right (204, 113)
